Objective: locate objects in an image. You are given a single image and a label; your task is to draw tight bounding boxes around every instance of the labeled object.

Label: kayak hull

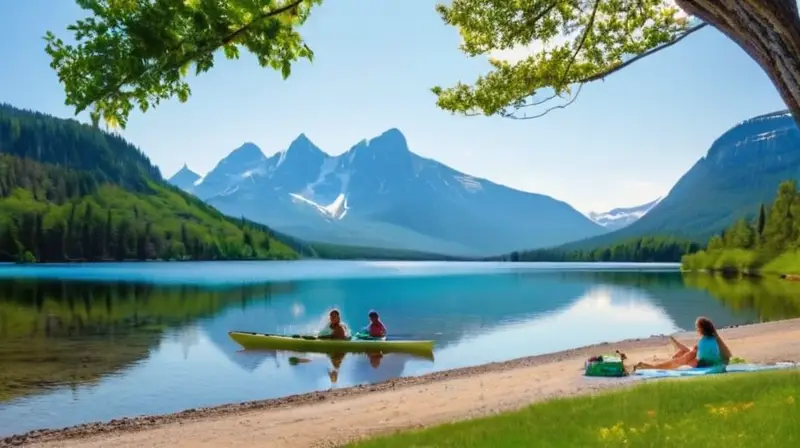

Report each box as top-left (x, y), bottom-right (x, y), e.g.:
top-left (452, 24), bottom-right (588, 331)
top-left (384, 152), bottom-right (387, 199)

top-left (228, 331), bottom-right (435, 357)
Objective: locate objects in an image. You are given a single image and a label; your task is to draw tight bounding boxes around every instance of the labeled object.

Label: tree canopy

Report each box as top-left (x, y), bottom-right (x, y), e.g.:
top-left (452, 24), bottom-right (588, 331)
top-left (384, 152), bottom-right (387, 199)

top-left (431, 0), bottom-right (702, 119)
top-left (46, 0), bottom-right (800, 128)
top-left (45, 0), bottom-right (321, 128)
top-left (500, 235), bottom-right (699, 263)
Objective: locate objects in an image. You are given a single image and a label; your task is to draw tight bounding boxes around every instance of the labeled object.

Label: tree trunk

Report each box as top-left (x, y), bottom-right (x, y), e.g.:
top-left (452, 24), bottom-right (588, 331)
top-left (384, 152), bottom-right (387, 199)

top-left (676, 0), bottom-right (800, 128)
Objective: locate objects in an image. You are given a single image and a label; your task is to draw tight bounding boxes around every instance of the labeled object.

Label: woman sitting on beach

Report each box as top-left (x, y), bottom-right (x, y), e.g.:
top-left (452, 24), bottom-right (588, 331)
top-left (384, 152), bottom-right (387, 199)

top-left (635, 317), bottom-right (732, 370)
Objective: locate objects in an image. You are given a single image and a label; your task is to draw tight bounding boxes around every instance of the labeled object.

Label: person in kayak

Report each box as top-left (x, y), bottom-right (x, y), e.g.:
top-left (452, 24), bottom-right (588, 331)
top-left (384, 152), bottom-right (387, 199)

top-left (365, 310), bottom-right (387, 338)
top-left (634, 316), bottom-right (732, 370)
top-left (318, 309), bottom-right (350, 340)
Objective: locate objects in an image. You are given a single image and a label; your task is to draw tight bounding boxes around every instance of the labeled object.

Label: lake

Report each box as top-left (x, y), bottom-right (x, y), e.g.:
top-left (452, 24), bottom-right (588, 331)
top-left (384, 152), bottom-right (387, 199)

top-left (1, 260), bottom-right (799, 436)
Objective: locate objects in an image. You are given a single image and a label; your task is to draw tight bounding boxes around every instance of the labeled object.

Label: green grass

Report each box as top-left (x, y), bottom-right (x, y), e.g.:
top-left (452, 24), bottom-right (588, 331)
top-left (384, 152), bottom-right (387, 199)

top-left (348, 370), bottom-right (800, 448)
top-left (680, 248), bottom-right (800, 276)
top-left (681, 248), bottom-right (800, 276)
top-left (680, 248), bottom-right (765, 273)
top-left (761, 252), bottom-right (800, 275)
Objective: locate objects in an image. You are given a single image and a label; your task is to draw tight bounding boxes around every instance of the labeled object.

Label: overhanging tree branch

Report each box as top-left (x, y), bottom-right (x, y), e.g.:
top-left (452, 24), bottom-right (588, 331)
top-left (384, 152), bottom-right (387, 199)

top-left (502, 21), bottom-right (709, 119)
top-left (79, 0), bottom-right (306, 114)
top-left (580, 22), bottom-right (709, 83)
top-left (503, 84), bottom-right (585, 120)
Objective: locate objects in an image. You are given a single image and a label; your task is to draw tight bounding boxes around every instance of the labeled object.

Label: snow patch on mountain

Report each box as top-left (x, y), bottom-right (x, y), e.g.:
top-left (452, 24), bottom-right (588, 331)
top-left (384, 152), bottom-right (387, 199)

top-left (587, 198), bottom-right (662, 231)
top-left (241, 166), bottom-right (266, 179)
top-left (289, 193), bottom-right (349, 220)
top-left (455, 174), bottom-right (483, 193)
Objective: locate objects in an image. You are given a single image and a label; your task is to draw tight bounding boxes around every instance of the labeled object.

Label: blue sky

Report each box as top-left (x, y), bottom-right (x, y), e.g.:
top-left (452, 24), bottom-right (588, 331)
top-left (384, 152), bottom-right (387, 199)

top-left (0, 0), bottom-right (787, 212)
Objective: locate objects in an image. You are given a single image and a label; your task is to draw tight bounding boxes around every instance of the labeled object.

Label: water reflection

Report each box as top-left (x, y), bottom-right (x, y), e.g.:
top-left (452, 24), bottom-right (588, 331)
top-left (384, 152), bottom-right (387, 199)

top-left (683, 273), bottom-right (800, 322)
top-left (226, 349), bottom-right (431, 389)
top-left (0, 266), bottom-right (796, 436)
top-left (0, 279), bottom-right (291, 404)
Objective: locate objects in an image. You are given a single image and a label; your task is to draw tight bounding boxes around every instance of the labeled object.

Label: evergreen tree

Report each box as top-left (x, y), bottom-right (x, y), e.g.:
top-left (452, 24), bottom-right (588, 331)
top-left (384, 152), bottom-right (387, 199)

top-left (0, 105), bottom-right (299, 262)
top-left (763, 180), bottom-right (797, 254)
top-left (104, 210), bottom-right (113, 259)
top-left (34, 213), bottom-right (44, 260)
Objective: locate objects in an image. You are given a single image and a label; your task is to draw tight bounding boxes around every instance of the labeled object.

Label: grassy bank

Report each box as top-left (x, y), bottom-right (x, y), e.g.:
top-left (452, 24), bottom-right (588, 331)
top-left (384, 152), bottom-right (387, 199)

top-left (679, 181), bottom-right (800, 276)
top-left (349, 370), bottom-right (799, 448)
top-left (681, 249), bottom-right (800, 276)
top-left (682, 273), bottom-right (800, 321)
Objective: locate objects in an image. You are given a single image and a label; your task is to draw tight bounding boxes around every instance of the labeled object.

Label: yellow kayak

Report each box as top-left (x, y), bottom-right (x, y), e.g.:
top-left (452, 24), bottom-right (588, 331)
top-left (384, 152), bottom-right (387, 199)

top-left (228, 331), bottom-right (435, 358)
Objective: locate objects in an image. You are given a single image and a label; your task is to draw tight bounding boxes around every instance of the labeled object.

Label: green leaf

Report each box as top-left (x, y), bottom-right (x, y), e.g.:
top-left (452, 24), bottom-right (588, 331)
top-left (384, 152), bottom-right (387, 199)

top-left (222, 44), bottom-right (240, 60)
top-left (281, 60), bottom-right (291, 79)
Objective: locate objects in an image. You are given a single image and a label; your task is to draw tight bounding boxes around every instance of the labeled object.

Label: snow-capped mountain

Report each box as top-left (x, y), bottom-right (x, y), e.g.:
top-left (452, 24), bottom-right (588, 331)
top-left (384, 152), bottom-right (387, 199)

top-left (171, 129), bottom-right (607, 255)
top-left (167, 164), bottom-right (201, 191)
top-left (587, 198), bottom-right (662, 231)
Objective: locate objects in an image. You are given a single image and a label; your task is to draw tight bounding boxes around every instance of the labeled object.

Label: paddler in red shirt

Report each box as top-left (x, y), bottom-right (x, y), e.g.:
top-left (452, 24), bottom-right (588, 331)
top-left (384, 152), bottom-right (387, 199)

top-left (366, 310), bottom-right (387, 338)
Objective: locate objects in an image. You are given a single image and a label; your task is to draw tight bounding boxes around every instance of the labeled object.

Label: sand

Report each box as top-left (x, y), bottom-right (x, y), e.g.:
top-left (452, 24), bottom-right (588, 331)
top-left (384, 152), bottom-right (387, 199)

top-left (4, 318), bottom-right (800, 448)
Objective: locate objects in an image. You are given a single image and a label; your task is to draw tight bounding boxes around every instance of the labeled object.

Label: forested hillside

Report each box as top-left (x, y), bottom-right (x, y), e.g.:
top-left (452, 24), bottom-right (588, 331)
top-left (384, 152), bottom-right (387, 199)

top-left (559, 111), bottom-right (800, 251)
top-left (499, 236), bottom-right (699, 263)
top-left (682, 180), bottom-right (800, 274)
top-left (0, 104), bottom-right (302, 262)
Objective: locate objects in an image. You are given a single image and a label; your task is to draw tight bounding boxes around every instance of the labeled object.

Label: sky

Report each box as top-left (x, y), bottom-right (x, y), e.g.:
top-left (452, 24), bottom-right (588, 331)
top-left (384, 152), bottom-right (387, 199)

top-left (0, 1), bottom-right (787, 213)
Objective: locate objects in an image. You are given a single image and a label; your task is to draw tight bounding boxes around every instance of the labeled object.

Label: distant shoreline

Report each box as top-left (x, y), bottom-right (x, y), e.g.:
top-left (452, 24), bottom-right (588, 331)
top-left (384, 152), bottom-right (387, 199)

top-left (6, 318), bottom-right (799, 448)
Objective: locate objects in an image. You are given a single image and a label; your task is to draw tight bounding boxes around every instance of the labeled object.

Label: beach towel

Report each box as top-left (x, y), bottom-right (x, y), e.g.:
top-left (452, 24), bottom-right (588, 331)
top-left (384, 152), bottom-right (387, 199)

top-left (634, 362), bottom-right (798, 379)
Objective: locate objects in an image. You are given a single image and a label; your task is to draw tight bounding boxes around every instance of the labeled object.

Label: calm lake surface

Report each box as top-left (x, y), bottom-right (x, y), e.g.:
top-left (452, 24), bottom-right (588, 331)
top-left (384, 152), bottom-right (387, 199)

top-left (1, 260), bottom-right (799, 436)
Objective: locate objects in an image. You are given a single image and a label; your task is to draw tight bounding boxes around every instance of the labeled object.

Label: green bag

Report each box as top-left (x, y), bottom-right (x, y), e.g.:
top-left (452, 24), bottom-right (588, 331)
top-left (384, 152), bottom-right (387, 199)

top-left (584, 354), bottom-right (627, 377)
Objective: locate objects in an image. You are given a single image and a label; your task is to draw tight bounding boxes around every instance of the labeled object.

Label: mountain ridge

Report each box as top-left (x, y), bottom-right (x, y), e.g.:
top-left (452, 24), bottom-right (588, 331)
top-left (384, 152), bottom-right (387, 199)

top-left (557, 109), bottom-right (800, 251)
top-left (171, 129), bottom-right (606, 256)
top-left (168, 164), bottom-right (202, 191)
top-left (587, 198), bottom-right (662, 231)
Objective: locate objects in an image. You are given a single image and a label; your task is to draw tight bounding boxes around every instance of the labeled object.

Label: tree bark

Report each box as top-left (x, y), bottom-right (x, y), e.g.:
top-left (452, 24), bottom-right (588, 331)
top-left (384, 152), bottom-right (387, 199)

top-left (676, 0), bottom-right (800, 128)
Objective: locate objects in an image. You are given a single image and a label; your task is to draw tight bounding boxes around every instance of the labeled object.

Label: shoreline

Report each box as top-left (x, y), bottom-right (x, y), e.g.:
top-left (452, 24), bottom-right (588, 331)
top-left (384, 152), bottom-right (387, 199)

top-left (5, 318), bottom-right (800, 448)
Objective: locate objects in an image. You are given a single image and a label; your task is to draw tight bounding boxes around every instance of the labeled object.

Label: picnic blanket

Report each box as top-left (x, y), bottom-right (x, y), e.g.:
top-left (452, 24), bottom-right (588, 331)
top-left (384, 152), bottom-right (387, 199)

top-left (633, 362), bottom-right (798, 379)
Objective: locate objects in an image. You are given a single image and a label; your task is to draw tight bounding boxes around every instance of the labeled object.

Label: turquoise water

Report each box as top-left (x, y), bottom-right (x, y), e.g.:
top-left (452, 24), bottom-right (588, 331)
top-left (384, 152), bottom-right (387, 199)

top-left (0, 261), bottom-right (771, 436)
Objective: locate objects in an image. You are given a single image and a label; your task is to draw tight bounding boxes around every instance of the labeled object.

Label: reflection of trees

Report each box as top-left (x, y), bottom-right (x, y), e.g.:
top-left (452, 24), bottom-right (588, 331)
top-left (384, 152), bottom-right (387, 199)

top-left (0, 279), bottom-right (292, 403)
top-left (683, 274), bottom-right (800, 322)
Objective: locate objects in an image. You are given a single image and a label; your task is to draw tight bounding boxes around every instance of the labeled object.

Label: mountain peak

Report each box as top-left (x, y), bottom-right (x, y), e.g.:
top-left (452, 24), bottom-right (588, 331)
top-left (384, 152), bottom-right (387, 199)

top-left (216, 143), bottom-right (266, 170)
top-left (167, 164), bottom-right (201, 190)
top-left (286, 133), bottom-right (323, 154)
top-left (294, 133), bottom-right (310, 143)
top-left (230, 142), bottom-right (264, 159)
top-left (373, 128), bottom-right (408, 149)
top-left (348, 128), bottom-right (410, 156)
top-left (587, 197), bottom-right (662, 231)
top-left (169, 164), bottom-right (198, 179)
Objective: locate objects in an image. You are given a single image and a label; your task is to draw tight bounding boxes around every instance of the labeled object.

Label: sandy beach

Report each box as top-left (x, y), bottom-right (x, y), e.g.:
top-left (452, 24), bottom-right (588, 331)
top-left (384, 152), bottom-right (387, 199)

top-left (4, 318), bottom-right (800, 448)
